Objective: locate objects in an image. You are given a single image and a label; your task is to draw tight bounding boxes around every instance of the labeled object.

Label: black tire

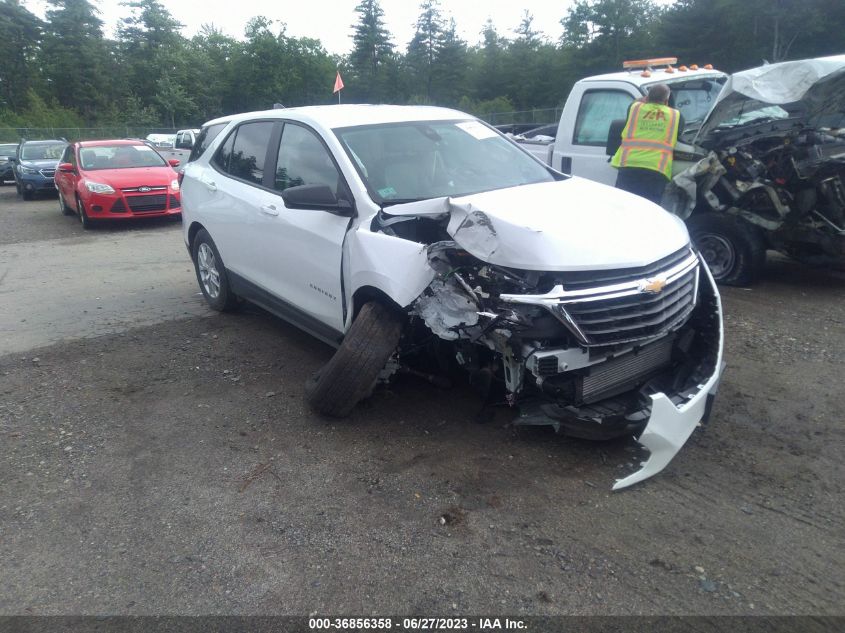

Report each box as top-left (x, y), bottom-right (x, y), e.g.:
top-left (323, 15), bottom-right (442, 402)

top-left (58, 191), bottom-right (73, 216)
top-left (306, 301), bottom-right (403, 417)
top-left (191, 228), bottom-right (238, 311)
top-left (687, 213), bottom-right (766, 286)
top-left (22, 187), bottom-right (33, 201)
top-left (76, 196), bottom-right (93, 229)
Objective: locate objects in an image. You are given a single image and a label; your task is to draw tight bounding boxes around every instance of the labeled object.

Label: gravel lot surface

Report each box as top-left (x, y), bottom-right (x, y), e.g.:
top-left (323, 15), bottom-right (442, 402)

top-left (1, 187), bottom-right (843, 616)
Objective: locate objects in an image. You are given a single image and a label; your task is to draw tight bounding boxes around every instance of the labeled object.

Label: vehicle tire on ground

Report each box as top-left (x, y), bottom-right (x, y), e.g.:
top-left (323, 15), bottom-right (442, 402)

top-left (22, 187), bottom-right (33, 201)
top-left (305, 301), bottom-right (403, 418)
top-left (191, 228), bottom-right (239, 312)
top-left (76, 195), bottom-right (93, 229)
top-left (686, 213), bottom-right (766, 286)
top-left (58, 191), bottom-right (73, 216)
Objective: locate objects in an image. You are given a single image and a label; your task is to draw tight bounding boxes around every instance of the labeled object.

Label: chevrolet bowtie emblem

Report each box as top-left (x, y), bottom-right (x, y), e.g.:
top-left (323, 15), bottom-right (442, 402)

top-left (640, 276), bottom-right (667, 294)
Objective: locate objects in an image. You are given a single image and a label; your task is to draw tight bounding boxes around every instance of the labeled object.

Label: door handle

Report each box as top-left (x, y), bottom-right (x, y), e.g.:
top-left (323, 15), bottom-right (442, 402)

top-left (260, 204), bottom-right (279, 216)
top-left (201, 177), bottom-right (217, 192)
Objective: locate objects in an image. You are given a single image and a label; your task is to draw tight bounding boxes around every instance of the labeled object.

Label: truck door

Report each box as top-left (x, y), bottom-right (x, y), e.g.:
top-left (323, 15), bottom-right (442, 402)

top-left (553, 82), bottom-right (638, 186)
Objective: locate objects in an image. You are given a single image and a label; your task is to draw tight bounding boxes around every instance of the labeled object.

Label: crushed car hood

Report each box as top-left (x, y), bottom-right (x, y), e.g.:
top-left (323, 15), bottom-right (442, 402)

top-left (384, 179), bottom-right (690, 271)
top-left (695, 55), bottom-right (845, 145)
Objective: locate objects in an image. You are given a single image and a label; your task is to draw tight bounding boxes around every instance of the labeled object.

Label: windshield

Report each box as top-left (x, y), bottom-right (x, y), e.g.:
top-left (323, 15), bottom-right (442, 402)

top-left (21, 143), bottom-right (66, 161)
top-left (334, 119), bottom-right (555, 204)
top-left (0, 144), bottom-right (17, 157)
top-left (79, 144), bottom-right (168, 170)
top-left (647, 76), bottom-right (727, 124)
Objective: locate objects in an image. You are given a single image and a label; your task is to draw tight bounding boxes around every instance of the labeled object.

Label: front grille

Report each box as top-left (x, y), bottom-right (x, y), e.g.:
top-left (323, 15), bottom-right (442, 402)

top-left (169, 195), bottom-right (181, 209)
top-left (126, 194), bottom-right (167, 213)
top-left (560, 266), bottom-right (698, 345)
top-left (578, 335), bottom-right (674, 403)
top-left (111, 199), bottom-right (126, 213)
top-left (39, 169), bottom-right (56, 178)
top-left (121, 185), bottom-right (166, 193)
top-left (501, 247), bottom-right (700, 347)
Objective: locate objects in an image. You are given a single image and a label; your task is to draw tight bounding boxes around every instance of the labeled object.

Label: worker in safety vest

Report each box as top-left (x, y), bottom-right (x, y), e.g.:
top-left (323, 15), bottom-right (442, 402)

top-left (611, 83), bottom-right (683, 204)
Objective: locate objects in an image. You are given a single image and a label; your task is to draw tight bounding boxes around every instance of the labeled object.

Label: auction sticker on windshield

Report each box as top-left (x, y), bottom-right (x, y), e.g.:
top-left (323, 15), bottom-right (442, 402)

top-left (455, 121), bottom-right (498, 140)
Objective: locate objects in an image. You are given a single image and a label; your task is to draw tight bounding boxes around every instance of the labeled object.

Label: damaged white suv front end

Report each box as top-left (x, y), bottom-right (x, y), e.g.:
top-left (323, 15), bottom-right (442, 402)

top-left (379, 180), bottom-right (724, 490)
top-left (182, 105), bottom-right (724, 490)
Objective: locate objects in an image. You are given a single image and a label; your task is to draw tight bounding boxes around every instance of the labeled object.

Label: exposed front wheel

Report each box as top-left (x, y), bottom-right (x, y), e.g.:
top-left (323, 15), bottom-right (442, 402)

top-left (192, 228), bottom-right (239, 311)
top-left (76, 196), bottom-right (93, 229)
top-left (687, 214), bottom-right (766, 286)
top-left (305, 301), bottom-right (403, 417)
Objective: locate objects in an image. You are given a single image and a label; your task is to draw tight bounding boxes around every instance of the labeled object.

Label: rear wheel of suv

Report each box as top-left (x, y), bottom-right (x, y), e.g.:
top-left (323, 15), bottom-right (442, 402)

top-left (192, 229), bottom-right (238, 312)
top-left (305, 301), bottom-right (403, 418)
top-left (687, 213), bottom-right (766, 286)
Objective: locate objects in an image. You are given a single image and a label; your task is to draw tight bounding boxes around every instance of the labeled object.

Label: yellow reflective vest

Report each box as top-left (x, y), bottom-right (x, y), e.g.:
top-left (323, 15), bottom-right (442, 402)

top-left (611, 102), bottom-right (680, 179)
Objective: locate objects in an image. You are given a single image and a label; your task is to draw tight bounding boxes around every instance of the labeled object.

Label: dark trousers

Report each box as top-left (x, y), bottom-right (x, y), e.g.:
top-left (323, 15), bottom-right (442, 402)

top-left (615, 167), bottom-right (669, 205)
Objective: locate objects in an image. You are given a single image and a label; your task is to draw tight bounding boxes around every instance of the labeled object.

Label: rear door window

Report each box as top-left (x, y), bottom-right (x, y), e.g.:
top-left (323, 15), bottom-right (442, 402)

top-left (573, 90), bottom-right (634, 146)
top-left (213, 121), bottom-right (273, 184)
top-left (189, 122), bottom-right (228, 163)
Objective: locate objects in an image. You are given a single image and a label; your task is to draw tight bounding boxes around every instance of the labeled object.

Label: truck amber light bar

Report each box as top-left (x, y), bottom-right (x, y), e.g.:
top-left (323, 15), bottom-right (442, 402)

top-left (623, 57), bottom-right (678, 70)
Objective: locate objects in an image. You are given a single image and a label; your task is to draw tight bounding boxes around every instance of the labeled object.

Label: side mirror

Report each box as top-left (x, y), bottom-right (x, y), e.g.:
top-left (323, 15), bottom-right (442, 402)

top-left (606, 119), bottom-right (626, 156)
top-left (281, 184), bottom-right (354, 216)
top-left (58, 162), bottom-right (75, 173)
top-left (168, 159), bottom-right (180, 168)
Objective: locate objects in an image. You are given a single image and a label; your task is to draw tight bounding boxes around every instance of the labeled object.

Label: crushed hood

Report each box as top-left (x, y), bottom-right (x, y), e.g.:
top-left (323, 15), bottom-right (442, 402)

top-left (384, 179), bottom-right (690, 271)
top-left (695, 55), bottom-right (845, 144)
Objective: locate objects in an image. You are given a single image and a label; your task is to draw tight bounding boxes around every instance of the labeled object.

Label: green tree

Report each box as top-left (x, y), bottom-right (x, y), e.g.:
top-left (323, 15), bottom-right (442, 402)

top-left (40, 0), bottom-right (108, 119)
top-left (405, 0), bottom-right (445, 102)
top-left (560, 0), bottom-right (661, 73)
top-left (431, 18), bottom-right (468, 106)
top-left (118, 0), bottom-right (188, 121)
top-left (348, 0), bottom-right (395, 102)
top-left (0, 0), bottom-right (43, 111)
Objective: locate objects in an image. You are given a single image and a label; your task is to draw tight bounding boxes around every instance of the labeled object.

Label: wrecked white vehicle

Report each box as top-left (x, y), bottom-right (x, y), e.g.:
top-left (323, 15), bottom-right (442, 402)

top-left (668, 55), bottom-right (845, 284)
top-left (180, 105), bottom-right (724, 489)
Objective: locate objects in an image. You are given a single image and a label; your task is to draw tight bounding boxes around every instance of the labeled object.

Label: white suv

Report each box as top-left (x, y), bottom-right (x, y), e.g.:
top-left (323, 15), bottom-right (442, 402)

top-left (181, 105), bottom-right (724, 489)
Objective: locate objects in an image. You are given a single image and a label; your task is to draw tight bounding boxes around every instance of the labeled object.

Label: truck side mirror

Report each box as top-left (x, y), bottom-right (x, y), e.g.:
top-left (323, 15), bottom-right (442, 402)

top-left (606, 119), bottom-right (626, 157)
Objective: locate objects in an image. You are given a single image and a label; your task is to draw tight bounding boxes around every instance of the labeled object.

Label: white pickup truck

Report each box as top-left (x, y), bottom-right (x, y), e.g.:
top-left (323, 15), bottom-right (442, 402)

top-left (514, 59), bottom-right (726, 185)
top-left (515, 56), bottom-right (845, 286)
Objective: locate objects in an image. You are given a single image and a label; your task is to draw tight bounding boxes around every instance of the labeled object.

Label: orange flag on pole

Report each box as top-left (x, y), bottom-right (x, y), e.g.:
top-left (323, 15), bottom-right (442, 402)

top-left (333, 71), bottom-right (344, 94)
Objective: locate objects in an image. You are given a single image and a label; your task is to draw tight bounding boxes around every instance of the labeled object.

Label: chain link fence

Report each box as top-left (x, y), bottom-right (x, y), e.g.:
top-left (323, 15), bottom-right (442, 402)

top-left (482, 108), bottom-right (562, 127)
top-left (0, 127), bottom-right (180, 143)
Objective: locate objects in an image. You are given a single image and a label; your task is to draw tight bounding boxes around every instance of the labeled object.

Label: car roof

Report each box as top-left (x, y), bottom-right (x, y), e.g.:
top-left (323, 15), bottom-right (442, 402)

top-left (578, 68), bottom-right (726, 89)
top-left (203, 104), bottom-right (474, 130)
top-left (77, 139), bottom-right (146, 148)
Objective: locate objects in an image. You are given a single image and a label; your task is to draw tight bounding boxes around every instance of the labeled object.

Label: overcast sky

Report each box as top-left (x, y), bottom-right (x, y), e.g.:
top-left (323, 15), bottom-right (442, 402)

top-left (22, 0), bottom-right (584, 54)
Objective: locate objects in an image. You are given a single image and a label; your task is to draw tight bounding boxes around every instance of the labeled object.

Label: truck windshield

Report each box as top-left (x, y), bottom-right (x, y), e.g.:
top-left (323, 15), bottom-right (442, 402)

top-left (648, 76), bottom-right (727, 124)
top-left (334, 120), bottom-right (555, 204)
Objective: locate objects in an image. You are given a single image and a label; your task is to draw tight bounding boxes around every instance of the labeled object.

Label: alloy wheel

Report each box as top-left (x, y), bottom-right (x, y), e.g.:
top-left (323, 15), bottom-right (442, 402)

top-left (197, 242), bottom-right (221, 299)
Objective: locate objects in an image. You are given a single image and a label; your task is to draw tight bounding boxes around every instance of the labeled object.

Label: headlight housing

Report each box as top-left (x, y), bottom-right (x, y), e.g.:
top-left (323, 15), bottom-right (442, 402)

top-left (18, 165), bottom-right (38, 175)
top-left (85, 181), bottom-right (116, 194)
top-left (170, 179), bottom-right (180, 191)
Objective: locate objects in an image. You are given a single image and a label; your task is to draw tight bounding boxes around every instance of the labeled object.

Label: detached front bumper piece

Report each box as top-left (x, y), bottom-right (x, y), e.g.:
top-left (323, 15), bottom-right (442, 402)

top-left (613, 263), bottom-right (724, 490)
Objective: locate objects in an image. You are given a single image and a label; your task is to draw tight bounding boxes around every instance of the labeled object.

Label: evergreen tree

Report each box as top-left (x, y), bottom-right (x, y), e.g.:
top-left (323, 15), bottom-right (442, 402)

top-left (406, 0), bottom-right (445, 102)
top-left (40, 0), bottom-right (107, 118)
top-left (432, 18), bottom-right (467, 106)
top-left (0, 0), bottom-right (43, 111)
top-left (349, 0), bottom-right (394, 101)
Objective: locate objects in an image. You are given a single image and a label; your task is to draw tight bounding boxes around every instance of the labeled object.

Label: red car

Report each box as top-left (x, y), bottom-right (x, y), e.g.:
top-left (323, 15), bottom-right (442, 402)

top-left (54, 139), bottom-right (182, 228)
